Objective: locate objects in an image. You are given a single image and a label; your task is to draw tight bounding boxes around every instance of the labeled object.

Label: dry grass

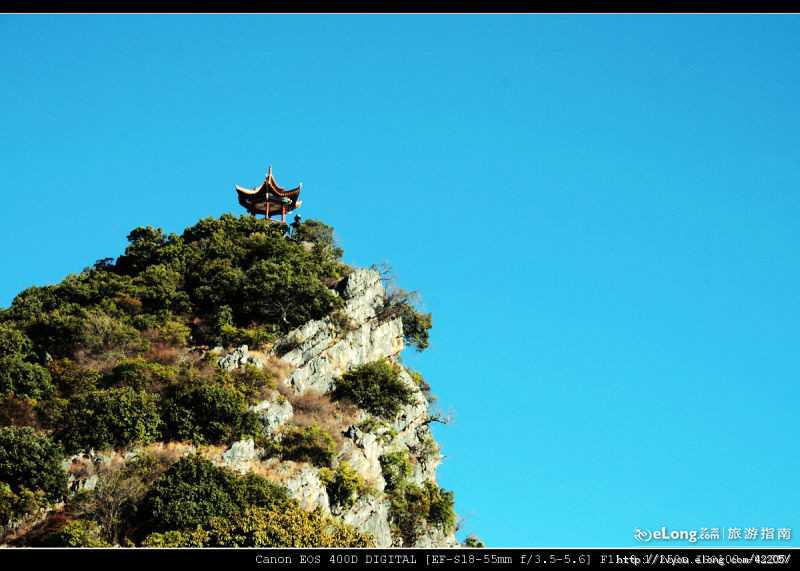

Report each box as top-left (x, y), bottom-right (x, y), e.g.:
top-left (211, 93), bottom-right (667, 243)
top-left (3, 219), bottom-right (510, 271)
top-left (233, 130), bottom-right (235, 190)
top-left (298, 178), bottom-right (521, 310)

top-left (285, 390), bottom-right (358, 449)
top-left (142, 340), bottom-right (181, 366)
top-left (251, 352), bottom-right (294, 384)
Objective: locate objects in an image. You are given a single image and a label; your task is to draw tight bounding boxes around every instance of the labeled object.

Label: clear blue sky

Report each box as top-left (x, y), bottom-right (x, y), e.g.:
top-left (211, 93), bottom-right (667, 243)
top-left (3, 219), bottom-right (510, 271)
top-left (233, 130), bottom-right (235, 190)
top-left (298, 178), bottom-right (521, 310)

top-left (1, 15), bottom-right (798, 547)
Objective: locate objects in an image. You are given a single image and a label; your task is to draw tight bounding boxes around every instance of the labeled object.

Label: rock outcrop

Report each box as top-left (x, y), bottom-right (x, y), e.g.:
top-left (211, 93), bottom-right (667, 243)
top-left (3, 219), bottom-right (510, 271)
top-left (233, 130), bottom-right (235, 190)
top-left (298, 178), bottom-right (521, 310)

top-left (217, 268), bottom-right (458, 547)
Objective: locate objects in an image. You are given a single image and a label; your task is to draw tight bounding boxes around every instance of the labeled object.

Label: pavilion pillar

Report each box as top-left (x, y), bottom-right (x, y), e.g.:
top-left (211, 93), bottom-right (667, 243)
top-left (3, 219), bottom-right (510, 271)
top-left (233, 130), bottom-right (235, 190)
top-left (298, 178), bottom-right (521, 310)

top-left (281, 205), bottom-right (286, 224)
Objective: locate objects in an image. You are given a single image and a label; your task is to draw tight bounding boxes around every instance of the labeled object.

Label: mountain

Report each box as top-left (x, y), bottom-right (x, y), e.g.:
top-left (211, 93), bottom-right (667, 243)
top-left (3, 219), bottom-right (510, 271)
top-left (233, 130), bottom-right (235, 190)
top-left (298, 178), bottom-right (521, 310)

top-left (0, 214), bottom-right (473, 547)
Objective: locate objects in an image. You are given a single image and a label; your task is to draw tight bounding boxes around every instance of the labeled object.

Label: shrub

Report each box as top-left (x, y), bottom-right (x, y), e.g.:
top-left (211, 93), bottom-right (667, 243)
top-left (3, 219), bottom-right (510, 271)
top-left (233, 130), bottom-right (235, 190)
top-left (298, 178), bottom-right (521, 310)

top-left (379, 286), bottom-right (432, 351)
top-left (71, 461), bottom-right (151, 544)
top-left (388, 481), bottom-right (456, 545)
top-left (160, 382), bottom-right (260, 444)
top-left (292, 219), bottom-right (344, 259)
top-left (333, 359), bottom-right (416, 419)
top-left (4, 214), bottom-right (350, 361)
top-left (0, 482), bottom-right (47, 526)
top-left (379, 450), bottom-right (412, 492)
top-left (48, 359), bottom-right (101, 397)
top-left (0, 357), bottom-right (53, 400)
top-left (240, 259), bottom-right (342, 332)
top-left (55, 388), bottom-right (161, 453)
top-left (143, 505), bottom-right (372, 547)
top-left (356, 417), bottom-right (397, 445)
top-left (49, 519), bottom-right (111, 547)
top-left (75, 309), bottom-right (145, 356)
top-left (223, 364), bottom-right (275, 404)
top-left (319, 461), bottom-right (367, 511)
top-left (141, 455), bottom-right (289, 534)
top-left (109, 358), bottom-right (177, 393)
top-left (271, 424), bottom-right (337, 468)
top-left (0, 323), bottom-right (33, 359)
top-left (0, 426), bottom-right (67, 502)
top-left (155, 319), bottom-right (191, 346)
top-left (464, 534), bottom-right (486, 548)
top-left (0, 395), bottom-right (38, 427)
top-left (396, 303), bottom-right (432, 352)
top-left (141, 528), bottom-right (208, 547)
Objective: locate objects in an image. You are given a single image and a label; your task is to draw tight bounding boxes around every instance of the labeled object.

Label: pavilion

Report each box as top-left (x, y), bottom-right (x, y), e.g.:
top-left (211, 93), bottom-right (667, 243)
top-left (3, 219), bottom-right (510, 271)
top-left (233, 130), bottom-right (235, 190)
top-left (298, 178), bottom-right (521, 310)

top-left (235, 166), bottom-right (302, 223)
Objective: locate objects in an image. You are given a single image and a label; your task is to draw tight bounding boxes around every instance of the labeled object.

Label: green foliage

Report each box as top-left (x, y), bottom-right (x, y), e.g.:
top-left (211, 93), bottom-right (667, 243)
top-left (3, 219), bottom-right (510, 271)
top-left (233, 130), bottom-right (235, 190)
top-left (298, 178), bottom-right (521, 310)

top-left (141, 455), bottom-right (290, 534)
top-left (143, 505), bottom-right (372, 547)
top-left (49, 519), bottom-right (111, 547)
top-left (141, 528), bottom-right (209, 547)
top-left (0, 323), bottom-right (33, 359)
top-left (266, 424), bottom-right (337, 468)
top-left (48, 359), bottom-right (102, 398)
top-left (3, 214), bottom-right (348, 360)
top-left (464, 534), bottom-right (486, 548)
top-left (379, 450), bottom-right (412, 492)
top-left (209, 305), bottom-right (277, 348)
top-left (333, 359), bottom-right (416, 419)
top-left (319, 461), bottom-right (367, 511)
top-left (408, 368), bottom-right (435, 404)
top-left (0, 426), bottom-right (67, 502)
top-left (292, 219), bottom-right (344, 259)
top-left (356, 417), bottom-right (397, 445)
top-left (388, 481), bottom-right (456, 545)
top-left (222, 364), bottom-right (275, 404)
top-left (55, 388), bottom-right (161, 453)
top-left (0, 482), bottom-right (47, 525)
top-left (0, 357), bottom-right (53, 400)
top-left (396, 302), bottom-right (432, 351)
top-left (379, 286), bottom-right (432, 351)
top-left (109, 358), bottom-right (178, 393)
top-left (160, 382), bottom-right (260, 444)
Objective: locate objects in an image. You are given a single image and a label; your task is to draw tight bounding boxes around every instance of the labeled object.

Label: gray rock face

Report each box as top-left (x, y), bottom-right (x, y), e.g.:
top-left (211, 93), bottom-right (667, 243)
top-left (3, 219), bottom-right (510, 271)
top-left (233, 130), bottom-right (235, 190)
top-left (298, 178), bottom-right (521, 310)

top-left (341, 496), bottom-right (393, 547)
top-left (256, 268), bottom-right (458, 547)
top-left (222, 439), bottom-right (257, 473)
top-left (250, 395), bottom-right (294, 436)
top-left (218, 345), bottom-right (264, 371)
top-left (278, 269), bottom-right (404, 395)
top-left (412, 529), bottom-right (461, 548)
top-left (283, 466), bottom-right (330, 513)
top-left (340, 426), bottom-right (385, 492)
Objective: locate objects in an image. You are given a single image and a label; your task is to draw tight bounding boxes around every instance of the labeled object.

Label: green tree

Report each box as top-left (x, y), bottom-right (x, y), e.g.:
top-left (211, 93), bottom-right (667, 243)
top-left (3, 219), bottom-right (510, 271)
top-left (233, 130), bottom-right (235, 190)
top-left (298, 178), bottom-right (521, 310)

top-left (0, 426), bottom-right (67, 502)
top-left (272, 424), bottom-right (337, 468)
top-left (160, 383), bottom-right (259, 444)
top-left (0, 323), bottom-right (33, 359)
top-left (0, 357), bottom-right (53, 400)
top-left (140, 455), bottom-right (289, 534)
top-left (55, 388), bottom-right (161, 453)
top-left (319, 461), bottom-right (367, 511)
top-left (333, 359), bottom-right (417, 419)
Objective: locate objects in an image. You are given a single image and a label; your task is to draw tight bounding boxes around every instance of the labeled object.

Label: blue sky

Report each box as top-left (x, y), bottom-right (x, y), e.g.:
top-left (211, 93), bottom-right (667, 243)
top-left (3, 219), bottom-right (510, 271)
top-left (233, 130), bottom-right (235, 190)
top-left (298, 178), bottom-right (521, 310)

top-left (1, 15), bottom-right (798, 547)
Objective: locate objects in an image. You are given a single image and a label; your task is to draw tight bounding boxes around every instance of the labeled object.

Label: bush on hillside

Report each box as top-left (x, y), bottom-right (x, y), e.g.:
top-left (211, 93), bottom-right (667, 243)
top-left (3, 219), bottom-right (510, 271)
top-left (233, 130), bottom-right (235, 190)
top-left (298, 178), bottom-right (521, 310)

top-left (265, 424), bottom-right (337, 468)
top-left (54, 388), bottom-right (161, 453)
top-left (160, 382), bottom-right (260, 445)
top-left (142, 504), bottom-right (372, 547)
top-left (0, 357), bottom-right (53, 400)
top-left (333, 359), bottom-right (416, 419)
top-left (140, 455), bottom-right (289, 534)
top-left (0, 426), bottom-right (67, 503)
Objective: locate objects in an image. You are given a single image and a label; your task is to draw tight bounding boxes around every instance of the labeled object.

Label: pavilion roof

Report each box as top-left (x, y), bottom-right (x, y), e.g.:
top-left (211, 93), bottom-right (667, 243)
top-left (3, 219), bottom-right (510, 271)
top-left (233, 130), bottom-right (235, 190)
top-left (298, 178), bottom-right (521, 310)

top-left (236, 166), bottom-right (302, 216)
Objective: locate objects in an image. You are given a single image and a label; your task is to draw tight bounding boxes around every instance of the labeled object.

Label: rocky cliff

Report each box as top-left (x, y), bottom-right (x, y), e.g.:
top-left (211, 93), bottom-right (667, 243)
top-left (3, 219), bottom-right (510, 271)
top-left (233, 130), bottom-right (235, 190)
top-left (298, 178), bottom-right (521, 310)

top-left (55, 268), bottom-right (457, 547)
top-left (0, 215), bottom-right (462, 547)
top-left (214, 268), bottom-right (457, 547)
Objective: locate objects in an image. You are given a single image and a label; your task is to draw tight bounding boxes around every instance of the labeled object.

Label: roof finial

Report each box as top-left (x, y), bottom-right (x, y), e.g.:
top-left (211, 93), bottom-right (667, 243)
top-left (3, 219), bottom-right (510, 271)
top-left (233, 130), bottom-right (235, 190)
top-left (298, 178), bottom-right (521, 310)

top-left (267, 165), bottom-right (273, 181)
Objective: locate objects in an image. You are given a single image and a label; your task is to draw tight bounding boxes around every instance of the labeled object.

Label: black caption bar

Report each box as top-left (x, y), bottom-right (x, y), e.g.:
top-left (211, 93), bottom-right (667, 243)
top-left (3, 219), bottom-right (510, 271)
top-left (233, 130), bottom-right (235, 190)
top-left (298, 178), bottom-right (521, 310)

top-left (0, 548), bottom-right (795, 569)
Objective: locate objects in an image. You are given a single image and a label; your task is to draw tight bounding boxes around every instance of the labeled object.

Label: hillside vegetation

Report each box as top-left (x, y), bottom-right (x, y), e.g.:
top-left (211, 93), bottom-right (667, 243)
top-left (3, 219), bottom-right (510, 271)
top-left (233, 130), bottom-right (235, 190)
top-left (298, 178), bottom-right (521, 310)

top-left (0, 215), bottom-right (439, 547)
